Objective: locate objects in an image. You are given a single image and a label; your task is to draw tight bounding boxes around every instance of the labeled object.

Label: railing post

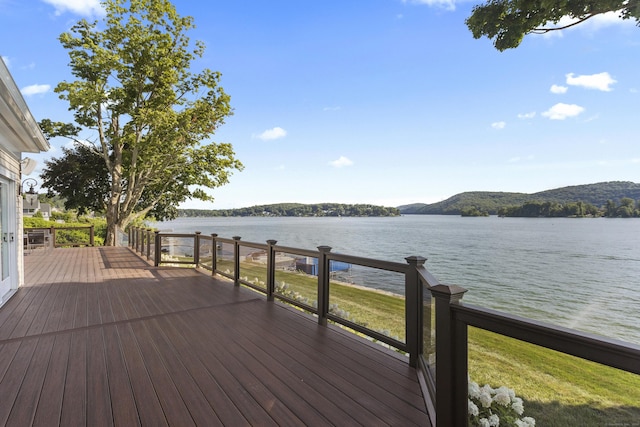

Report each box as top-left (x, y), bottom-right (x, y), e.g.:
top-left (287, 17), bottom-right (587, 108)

top-left (154, 231), bottom-right (161, 267)
top-left (135, 228), bottom-right (140, 253)
top-left (141, 229), bottom-right (147, 257)
top-left (430, 284), bottom-right (468, 427)
top-left (146, 229), bottom-right (152, 261)
top-left (405, 255), bottom-right (427, 368)
top-left (194, 231), bottom-right (201, 267)
top-left (128, 227), bottom-right (133, 248)
top-left (317, 246), bottom-right (332, 326)
top-left (211, 234), bottom-right (218, 275)
top-left (266, 240), bottom-right (278, 301)
top-left (51, 226), bottom-right (56, 248)
top-left (89, 225), bottom-right (94, 246)
top-left (232, 236), bottom-right (241, 286)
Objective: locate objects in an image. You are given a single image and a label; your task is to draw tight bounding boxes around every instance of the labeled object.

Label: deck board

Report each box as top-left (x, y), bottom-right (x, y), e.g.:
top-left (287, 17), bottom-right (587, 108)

top-left (0, 247), bottom-right (430, 426)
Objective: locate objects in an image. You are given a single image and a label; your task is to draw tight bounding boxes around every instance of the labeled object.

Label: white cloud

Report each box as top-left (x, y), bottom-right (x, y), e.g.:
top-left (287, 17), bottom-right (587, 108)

top-left (64, 139), bottom-right (95, 150)
top-left (508, 155), bottom-right (534, 163)
top-left (517, 112), bottom-right (536, 119)
top-left (329, 156), bottom-right (353, 168)
top-left (402, 0), bottom-right (455, 11)
top-left (550, 84), bottom-right (568, 94)
top-left (323, 106), bottom-right (342, 112)
top-left (42, 0), bottom-right (104, 17)
top-left (255, 127), bottom-right (287, 141)
top-left (542, 103), bottom-right (585, 120)
top-left (21, 84), bottom-right (51, 96)
top-left (572, 10), bottom-right (633, 31)
top-left (491, 121), bottom-right (506, 130)
top-left (566, 72), bottom-right (616, 91)
top-left (542, 10), bottom-right (632, 35)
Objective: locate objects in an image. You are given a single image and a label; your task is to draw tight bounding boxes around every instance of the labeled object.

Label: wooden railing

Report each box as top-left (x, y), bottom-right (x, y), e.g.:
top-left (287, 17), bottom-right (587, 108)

top-left (24, 225), bottom-right (94, 249)
top-left (129, 227), bottom-right (423, 366)
top-left (418, 276), bottom-right (640, 427)
top-left (128, 226), bottom-right (640, 427)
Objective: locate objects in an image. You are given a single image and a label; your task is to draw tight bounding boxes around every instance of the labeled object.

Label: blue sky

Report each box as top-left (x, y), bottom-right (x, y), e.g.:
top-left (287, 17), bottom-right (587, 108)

top-left (2, 0), bottom-right (639, 209)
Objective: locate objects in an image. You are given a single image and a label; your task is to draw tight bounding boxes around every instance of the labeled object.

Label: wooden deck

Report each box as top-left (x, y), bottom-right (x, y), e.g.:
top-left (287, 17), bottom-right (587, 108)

top-left (0, 247), bottom-right (430, 426)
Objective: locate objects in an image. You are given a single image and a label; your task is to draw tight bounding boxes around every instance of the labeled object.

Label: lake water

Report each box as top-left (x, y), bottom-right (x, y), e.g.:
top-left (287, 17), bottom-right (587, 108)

top-left (157, 215), bottom-right (640, 345)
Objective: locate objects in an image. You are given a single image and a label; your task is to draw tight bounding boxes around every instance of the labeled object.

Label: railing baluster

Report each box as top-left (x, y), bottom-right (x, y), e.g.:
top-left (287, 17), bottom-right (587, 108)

top-left (317, 246), bottom-right (332, 326)
top-left (154, 231), bottom-right (161, 267)
top-left (266, 240), bottom-right (277, 301)
top-left (211, 234), bottom-right (218, 275)
top-left (194, 231), bottom-right (201, 267)
top-left (232, 236), bottom-right (241, 286)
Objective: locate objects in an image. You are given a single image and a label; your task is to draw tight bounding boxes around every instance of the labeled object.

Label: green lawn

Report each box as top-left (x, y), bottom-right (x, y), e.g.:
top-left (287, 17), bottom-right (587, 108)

top-left (469, 327), bottom-right (640, 426)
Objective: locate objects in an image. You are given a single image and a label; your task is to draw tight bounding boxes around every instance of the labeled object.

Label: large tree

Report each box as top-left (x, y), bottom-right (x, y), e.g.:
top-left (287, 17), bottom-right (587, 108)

top-left (40, 0), bottom-right (243, 245)
top-left (466, 0), bottom-right (640, 51)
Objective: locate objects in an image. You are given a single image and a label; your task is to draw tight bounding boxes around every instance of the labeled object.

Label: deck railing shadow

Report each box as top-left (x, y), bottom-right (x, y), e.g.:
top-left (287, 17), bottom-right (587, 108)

top-left (129, 226), bottom-right (640, 427)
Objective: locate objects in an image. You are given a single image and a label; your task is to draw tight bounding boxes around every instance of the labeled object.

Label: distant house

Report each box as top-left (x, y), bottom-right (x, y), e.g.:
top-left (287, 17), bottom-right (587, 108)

top-left (23, 189), bottom-right (52, 219)
top-left (0, 58), bottom-right (50, 307)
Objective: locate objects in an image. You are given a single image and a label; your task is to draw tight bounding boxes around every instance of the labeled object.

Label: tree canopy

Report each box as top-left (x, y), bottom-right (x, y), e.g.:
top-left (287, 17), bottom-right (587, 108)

top-left (40, 141), bottom-right (110, 215)
top-left (466, 0), bottom-right (640, 50)
top-left (40, 0), bottom-right (243, 245)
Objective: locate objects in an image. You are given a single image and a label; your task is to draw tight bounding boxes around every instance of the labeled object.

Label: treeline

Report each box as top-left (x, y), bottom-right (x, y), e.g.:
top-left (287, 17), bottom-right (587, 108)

top-left (497, 198), bottom-right (640, 218)
top-left (399, 181), bottom-right (640, 215)
top-left (179, 203), bottom-right (401, 218)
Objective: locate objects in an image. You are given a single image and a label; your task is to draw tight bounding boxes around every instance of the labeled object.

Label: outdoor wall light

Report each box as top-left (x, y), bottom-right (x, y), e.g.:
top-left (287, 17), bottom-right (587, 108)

top-left (21, 178), bottom-right (38, 207)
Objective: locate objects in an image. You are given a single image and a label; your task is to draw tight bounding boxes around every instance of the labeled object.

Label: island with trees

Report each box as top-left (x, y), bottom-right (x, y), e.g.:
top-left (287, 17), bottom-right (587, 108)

top-left (179, 203), bottom-right (400, 218)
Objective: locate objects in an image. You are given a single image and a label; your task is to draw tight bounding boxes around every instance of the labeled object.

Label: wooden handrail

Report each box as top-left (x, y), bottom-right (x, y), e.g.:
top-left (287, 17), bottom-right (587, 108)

top-left (24, 225), bottom-right (94, 248)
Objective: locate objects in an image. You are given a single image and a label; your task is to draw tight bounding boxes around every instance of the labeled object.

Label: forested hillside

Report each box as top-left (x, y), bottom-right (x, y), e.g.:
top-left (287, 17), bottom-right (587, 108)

top-left (399, 181), bottom-right (640, 215)
top-left (179, 203), bottom-right (400, 217)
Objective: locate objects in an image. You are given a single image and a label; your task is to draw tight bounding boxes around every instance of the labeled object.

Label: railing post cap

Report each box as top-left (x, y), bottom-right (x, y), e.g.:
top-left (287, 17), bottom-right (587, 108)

top-left (154, 230), bottom-right (160, 234)
top-left (267, 239), bottom-right (278, 245)
top-left (317, 245), bottom-right (332, 252)
top-left (195, 231), bottom-right (201, 235)
top-left (211, 233), bottom-right (218, 237)
top-left (232, 236), bottom-right (241, 241)
top-left (430, 283), bottom-right (468, 297)
top-left (405, 255), bottom-right (427, 266)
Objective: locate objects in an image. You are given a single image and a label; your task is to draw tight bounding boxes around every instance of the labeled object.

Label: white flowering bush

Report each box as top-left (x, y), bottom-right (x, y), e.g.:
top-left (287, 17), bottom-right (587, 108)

top-left (468, 378), bottom-right (536, 427)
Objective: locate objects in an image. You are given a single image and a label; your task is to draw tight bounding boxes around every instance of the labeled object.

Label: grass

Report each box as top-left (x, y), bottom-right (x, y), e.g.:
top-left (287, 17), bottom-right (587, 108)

top-left (469, 327), bottom-right (640, 426)
top-left (231, 260), bottom-right (407, 340)
top-left (212, 259), bottom-right (640, 425)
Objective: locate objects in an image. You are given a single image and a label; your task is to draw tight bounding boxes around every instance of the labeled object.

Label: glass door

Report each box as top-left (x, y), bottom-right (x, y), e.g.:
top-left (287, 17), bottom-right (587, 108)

top-left (0, 178), bottom-right (15, 303)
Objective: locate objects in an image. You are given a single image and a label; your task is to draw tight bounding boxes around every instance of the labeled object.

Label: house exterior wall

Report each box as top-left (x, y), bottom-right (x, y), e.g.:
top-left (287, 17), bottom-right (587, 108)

top-left (0, 57), bottom-right (50, 305)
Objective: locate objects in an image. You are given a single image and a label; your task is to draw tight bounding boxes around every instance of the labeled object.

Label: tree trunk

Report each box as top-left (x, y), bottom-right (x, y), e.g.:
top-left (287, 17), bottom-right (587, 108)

top-left (105, 197), bottom-right (120, 246)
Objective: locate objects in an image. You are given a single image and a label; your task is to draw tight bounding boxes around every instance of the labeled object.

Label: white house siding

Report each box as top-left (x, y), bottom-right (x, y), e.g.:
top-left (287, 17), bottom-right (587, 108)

top-left (0, 58), bottom-right (49, 306)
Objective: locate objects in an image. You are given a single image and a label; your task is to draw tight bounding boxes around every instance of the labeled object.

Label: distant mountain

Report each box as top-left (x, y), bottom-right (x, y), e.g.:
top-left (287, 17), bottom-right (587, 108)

top-left (398, 181), bottom-right (640, 215)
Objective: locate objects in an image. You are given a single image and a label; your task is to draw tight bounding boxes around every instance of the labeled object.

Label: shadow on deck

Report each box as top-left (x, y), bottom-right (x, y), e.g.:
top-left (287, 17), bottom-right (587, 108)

top-left (0, 247), bottom-right (429, 426)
